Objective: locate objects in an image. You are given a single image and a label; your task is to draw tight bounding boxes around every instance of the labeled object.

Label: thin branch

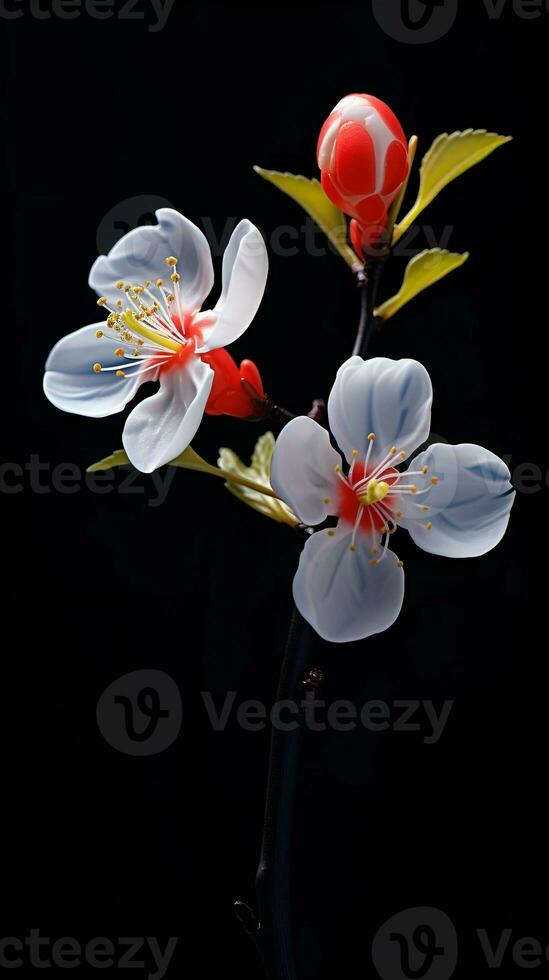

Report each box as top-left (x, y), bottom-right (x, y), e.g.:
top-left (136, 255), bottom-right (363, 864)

top-left (236, 609), bottom-right (318, 979)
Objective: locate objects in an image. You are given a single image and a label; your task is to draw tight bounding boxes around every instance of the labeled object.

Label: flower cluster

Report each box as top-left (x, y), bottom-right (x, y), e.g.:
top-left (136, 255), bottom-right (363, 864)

top-left (43, 92), bottom-right (514, 643)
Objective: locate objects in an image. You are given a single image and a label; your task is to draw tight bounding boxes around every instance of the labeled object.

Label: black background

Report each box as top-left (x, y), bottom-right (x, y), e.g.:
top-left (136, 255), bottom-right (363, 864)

top-left (3, 2), bottom-right (546, 977)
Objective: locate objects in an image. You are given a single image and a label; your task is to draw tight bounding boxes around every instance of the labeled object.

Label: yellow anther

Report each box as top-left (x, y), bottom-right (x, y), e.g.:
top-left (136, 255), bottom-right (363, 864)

top-left (97, 297), bottom-right (107, 306)
top-left (132, 349), bottom-right (140, 357)
top-left (95, 330), bottom-right (103, 339)
top-left (420, 505), bottom-right (430, 512)
top-left (371, 547), bottom-right (378, 555)
top-left (328, 530), bottom-right (336, 537)
top-left (425, 522), bottom-right (433, 530)
top-left (115, 281), bottom-right (124, 290)
top-left (369, 559), bottom-right (378, 567)
top-left (349, 544), bottom-right (357, 553)
top-left (166, 256), bottom-right (178, 266)
top-left (351, 449), bottom-right (359, 458)
top-left (171, 272), bottom-right (181, 283)
top-left (397, 560), bottom-right (404, 568)
top-left (431, 476), bottom-right (439, 485)
top-left (116, 299), bottom-right (123, 308)
top-left (134, 286), bottom-right (144, 294)
top-left (422, 465), bottom-right (428, 475)
top-left (167, 293), bottom-right (175, 303)
top-left (116, 370), bottom-right (125, 378)
top-left (124, 284), bottom-right (132, 293)
top-left (399, 451), bottom-right (406, 459)
top-left (382, 525), bottom-right (390, 534)
top-left (368, 432), bottom-right (376, 442)
top-left (92, 363), bottom-right (102, 373)
top-left (156, 278), bottom-right (164, 287)
top-left (410, 486), bottom-right (418, 494)
top-left (114, 347), bottom-right (125, 357)
top-left (323, 498), bottom-right (331, 505)
top-left (334, 465), bottom-right (341, 474)
top-left (390, 446), bottom-right (397, 455)
top-left (395, 510), bottom-right (402, 518)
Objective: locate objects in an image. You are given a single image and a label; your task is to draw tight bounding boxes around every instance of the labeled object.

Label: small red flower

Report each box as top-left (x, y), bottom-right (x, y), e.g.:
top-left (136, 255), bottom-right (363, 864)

top-left (317, 94), bottom-right (409, 255)
top-left (203, 348), bottom-right (264, 419)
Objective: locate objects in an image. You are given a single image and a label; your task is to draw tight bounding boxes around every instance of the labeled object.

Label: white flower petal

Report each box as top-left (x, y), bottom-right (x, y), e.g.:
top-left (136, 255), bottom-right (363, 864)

top-left (122, 358), bottom-right (214, 473)
top-left (293, 525), bottom-right (405, 643)
top-left (327, 356), bottom-right (432, 465)
top-left (196, 220), bottom-right (268, 352)
top-left (89, 208), bottom-right (214, 313)
top-left (270, 417), bottom-right (342, 526)
top-left (406, 443), bottom-right (515, 558)
top-left (43, 322), bottom-right (145, 417)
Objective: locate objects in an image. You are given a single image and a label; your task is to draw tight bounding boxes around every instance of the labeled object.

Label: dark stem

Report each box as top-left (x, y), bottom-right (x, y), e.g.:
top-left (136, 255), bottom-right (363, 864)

top-left (237, 252), bottom-right (390, 979)
top-left (236, 608), bottom-right (317, 979)
top-left (352, 257), bottom-right (386, 359)
top-left (352, 271), bottom-right (370, 357)
top-left (268, 404), bottom-right (299, 424)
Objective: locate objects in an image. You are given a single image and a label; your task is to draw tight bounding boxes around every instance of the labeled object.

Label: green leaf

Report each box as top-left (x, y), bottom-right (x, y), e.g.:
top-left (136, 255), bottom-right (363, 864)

top-left (375, 248), bottom-right (469, 320)
top-left (169, 444), bottom-right (224, 476)
top-left (87, 442), bottom-right (282, 502)
top-left (218, 433), bottom-right (299, 526)
top-left (393, 129), bottom-right (512, 243)
top-left (254, 166), bottom-right (362, 272)
top-left (87, 449), bottom-right (129, 473)
top-left (87, 446), bottom-right (216, 475)
top-left (386, 135), bottom-right (419, 240)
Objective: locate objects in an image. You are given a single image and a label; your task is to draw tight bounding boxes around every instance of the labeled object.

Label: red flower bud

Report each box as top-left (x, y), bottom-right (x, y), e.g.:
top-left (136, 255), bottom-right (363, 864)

top-left (202, 348), bottom-right (264, 419)
top-left (317, 94), bottom-right (409, 252)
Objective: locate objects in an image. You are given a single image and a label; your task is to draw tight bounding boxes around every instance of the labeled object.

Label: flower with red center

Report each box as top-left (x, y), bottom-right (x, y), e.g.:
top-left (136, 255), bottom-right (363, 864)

top-left (43, 208), bottom-right (268, 472)
top-left (317, 93), bottom-right (409, 254)
top-left (271, 356), bottom-right (515, 643)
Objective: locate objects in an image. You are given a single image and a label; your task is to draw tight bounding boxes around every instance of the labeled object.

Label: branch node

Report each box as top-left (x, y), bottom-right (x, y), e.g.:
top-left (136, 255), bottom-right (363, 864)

top-left (234, 901), bottom-right (260, 936)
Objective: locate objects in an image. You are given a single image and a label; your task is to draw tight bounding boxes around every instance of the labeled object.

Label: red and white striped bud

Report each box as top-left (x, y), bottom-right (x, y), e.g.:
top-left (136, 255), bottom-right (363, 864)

top-left (317, 94), bottom-right (409, 252)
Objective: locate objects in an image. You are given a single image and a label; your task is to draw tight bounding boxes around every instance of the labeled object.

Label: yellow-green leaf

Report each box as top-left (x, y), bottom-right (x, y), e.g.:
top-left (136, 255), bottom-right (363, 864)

top-left (254, 166), bottom-right (362, 272)
top-left (393, 130), bottom-right (512, 243)
top-left (386, 135), bottom-right (418, 240)
top-left (87, 449), bottom-right (129, 473)
top-left (86, 446), bottom-right (213, 474)
top-left (218, 433), bottom-right (299, 526)
top-left (375, 249), bottom-right (469, 320)
top-left (87, 442), bottom-right (281, 501)
top-left (169, 444), bottom-right (224, 477)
